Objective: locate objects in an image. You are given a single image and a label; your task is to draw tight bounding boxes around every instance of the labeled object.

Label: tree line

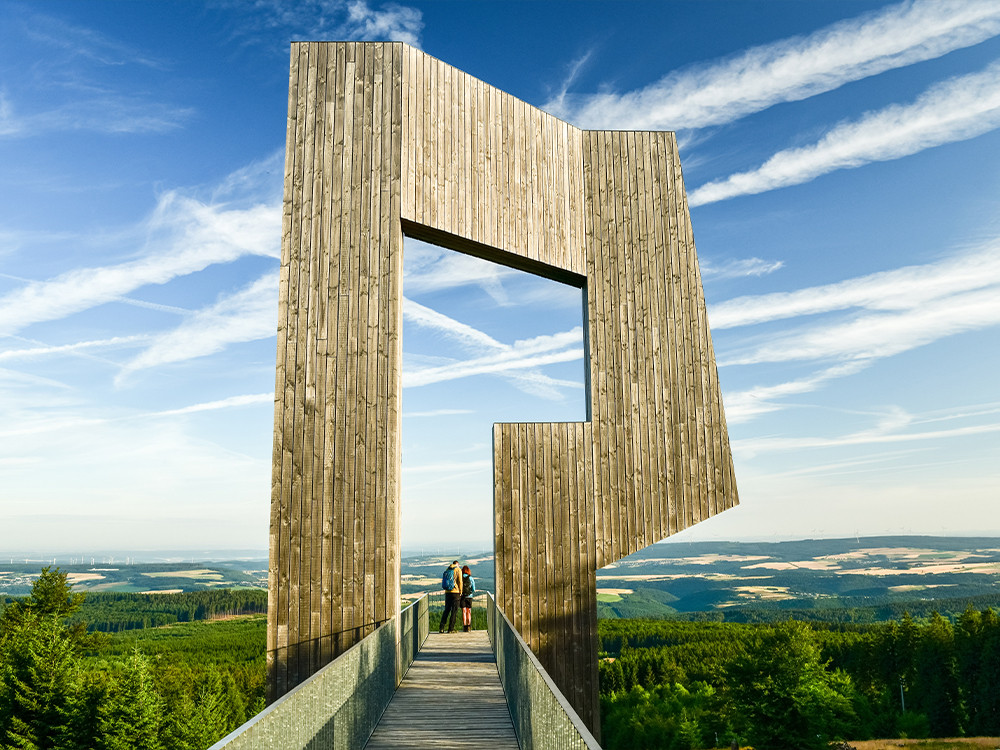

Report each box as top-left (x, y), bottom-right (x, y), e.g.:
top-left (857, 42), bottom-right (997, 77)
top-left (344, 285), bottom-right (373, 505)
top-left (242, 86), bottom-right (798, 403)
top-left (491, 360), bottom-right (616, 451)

top-left (599, 609), bottom-right (1000, 750)
top-left (0, 568), bottom-right (266, 749)
top-left (66, 589), bottom-right (268, 632)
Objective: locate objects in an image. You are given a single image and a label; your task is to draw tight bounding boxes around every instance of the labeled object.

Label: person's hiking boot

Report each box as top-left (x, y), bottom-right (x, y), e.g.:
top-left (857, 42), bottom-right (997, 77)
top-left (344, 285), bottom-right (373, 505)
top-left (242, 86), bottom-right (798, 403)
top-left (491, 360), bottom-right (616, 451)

top-left (463, 625), bottom-right (470, 632)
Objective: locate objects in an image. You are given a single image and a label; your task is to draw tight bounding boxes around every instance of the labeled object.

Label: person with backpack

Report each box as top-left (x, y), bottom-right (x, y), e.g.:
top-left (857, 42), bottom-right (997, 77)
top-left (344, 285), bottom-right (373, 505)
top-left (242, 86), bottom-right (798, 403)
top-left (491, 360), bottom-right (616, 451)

top-left (460, 564), bottom-right (476, 632)
top-left (439, 560), bottom-right (462, 633)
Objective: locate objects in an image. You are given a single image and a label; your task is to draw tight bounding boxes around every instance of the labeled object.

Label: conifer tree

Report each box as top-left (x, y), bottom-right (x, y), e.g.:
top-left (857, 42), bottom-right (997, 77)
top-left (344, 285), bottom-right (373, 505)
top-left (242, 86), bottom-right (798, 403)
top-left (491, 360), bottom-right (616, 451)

top-left (0, 614), bottom-right (79, 750)
top-left (95, 649), bottom-right (163, 750)
top-left (723, 622), bottom-right (855, 750)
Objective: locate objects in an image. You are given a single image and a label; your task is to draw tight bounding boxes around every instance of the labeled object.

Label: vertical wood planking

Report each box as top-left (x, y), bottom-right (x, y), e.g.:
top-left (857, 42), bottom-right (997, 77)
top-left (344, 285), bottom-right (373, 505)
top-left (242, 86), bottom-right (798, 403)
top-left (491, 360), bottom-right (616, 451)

top-left (398, 55), bottom-right (586, 276)
top-left (305, 42), bottom-right (329, 675)
top-left (268, 42), bottom-right (302, 698)
top-left (270, 41), bottom-right (403, 697)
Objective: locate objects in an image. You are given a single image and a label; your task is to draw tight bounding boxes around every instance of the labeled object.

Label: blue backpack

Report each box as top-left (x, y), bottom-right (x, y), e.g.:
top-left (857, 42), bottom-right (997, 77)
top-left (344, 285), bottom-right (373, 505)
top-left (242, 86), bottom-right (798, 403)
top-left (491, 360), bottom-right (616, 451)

top-left (441, 566), bottom-right (456, 591)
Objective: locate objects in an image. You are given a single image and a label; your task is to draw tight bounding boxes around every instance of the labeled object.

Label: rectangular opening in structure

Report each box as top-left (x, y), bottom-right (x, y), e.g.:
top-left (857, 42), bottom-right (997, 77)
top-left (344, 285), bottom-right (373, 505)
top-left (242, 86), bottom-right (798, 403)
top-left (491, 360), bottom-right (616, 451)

top-left (399, 234), bottom-right (588, 611)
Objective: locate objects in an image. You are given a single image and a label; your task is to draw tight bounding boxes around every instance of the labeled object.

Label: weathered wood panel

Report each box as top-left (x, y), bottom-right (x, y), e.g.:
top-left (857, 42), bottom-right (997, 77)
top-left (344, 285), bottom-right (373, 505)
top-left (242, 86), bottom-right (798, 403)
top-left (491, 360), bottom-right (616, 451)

top-left (492, 130), bottom-right (739, 734)
top-left (271, 41), bottom-right (739, 737)
top-left (398, 50), bottom-right (586, 284)
top-left (269, 41), bottom-right (403, 700)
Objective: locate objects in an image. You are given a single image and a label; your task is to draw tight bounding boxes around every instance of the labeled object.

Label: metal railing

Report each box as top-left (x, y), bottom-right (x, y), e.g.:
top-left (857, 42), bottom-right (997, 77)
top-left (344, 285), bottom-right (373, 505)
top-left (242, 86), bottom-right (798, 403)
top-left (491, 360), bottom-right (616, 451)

top-left (209, 595), bottom-right (428, 750)
top-left (486, 593), bottom-right (602, 750)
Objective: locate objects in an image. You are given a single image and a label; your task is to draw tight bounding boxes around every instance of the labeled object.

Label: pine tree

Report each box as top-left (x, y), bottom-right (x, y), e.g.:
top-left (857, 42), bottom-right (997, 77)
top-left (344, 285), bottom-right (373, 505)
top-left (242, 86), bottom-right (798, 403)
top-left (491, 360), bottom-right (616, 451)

top-left (95, 649), bottom-right (163, 750)
top-left (0, 614), bottom-right (79, 750)
top-left (723, 622), bottom-right (856, 750)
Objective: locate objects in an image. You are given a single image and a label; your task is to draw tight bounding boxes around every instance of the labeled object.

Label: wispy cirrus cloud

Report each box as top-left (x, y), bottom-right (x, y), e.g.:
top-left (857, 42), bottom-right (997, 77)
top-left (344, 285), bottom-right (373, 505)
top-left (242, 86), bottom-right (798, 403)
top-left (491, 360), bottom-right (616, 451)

top-left (0, 391), bottom-right (274, 440)
top-left (404, 239), bottom-right (516, 304)
top-left (711, 241), bottom-right (1000, 329)
top-left (0, 6), bottom-right (192, 138)
top-left (0, 335), bottom-right (151, 363)
top-left (402, 296), bottom-right (584, 396)
top-left (700, 257), bottom-right (784, 281)
top-left (715, 241), bottom-right (1000, 419)
top-left (223, 0), bottom-right (423, 47)
top-left (0, 96), bottom-right (194, 138)
top-left (726, 285), bottom-right (1000, 366)
top-left (147, 393), bottom-right (274, 417)
top-left (723, 362), bottom-right (871, 424)
top-left (689, 60), bottom-right (1000, 206)
top-left (0, 191), bottom-right (280, 335)
top-left (116, 272), bottom-right (279, 382)
top-left (16, 7), bottom-right (167, 69)
top-left (403, 297), bottom-right (504, 352)
top-left (736, 411), bottom-right (1000, 455)
top-left (404, 341), bottom-right (585, 389)
top-left (403, 408), bottom-right (474, 418)
top-left (548, 0), bottom-right (1000, 130)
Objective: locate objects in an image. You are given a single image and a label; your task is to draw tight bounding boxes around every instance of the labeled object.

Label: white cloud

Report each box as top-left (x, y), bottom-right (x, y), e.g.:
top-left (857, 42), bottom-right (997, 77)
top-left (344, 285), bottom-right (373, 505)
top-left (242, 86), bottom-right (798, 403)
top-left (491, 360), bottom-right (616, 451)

top-left (404, 340), bottom-right (584, 388)
top-left (714, 241), bottom-right (1000, 422)
top-left (227, 0), bottom-right (423, 47)
top-left (117, 272), bottom-right (279, 381)
top-left (146, 393), bottom-right (275, 417)
top-left (1, 7), bottom-right (191, 138)
top-left (403, 408), bottom-right (474, 418)
top-left (404, 239), bottom-right (516, 303)
top-left (0, 191), bottom-right (280, 334)
top-left (723, 362), bottom-right (871, 424)
top-left (402, 295), bottom-right (584, 398)
top-left (346, 1), bottom-right (423, 46)
top-left (711, 241), bottom-right (1000, 329)
top-left (689, 60), bottom-right (1000, 205)
top-left (701, 257), bottom-right (784, 281)
top-left (0, 335), bottom-right (150, 362)
top-left (403, 297), bottom-right (504, 352)
top-left (548, 0), bottom-right (1000, 130)
top-left (736, 417), bottom-right (1000, 455)
top-left (726, 285), bottom-right (1000, 366)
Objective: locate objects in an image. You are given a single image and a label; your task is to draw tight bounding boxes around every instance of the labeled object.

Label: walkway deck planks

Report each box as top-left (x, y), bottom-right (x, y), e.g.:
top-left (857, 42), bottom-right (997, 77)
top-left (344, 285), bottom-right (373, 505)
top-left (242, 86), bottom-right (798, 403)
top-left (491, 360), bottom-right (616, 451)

top-left (364, 631), bottom-right (519, 749)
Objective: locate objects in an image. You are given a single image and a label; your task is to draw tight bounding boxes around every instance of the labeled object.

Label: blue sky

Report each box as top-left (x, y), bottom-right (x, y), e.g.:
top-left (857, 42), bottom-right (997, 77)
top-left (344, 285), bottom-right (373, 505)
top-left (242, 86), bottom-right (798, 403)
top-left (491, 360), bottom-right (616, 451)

top-left (2, 1), bottom-right (999, 554)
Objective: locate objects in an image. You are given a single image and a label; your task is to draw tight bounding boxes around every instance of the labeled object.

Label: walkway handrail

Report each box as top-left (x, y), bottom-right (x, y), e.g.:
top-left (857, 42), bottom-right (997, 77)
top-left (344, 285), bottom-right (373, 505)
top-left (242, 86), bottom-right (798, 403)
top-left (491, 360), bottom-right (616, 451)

top-left (486, 593), bottom-right (602, 750)
top-left (209, 595), bottom-right (429, 750)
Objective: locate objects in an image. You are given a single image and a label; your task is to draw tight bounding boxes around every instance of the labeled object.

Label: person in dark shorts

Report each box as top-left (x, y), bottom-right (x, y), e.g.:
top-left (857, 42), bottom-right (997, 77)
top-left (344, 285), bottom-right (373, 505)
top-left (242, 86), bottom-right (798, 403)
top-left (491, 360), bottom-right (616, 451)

top-left (460, 564), bottom-right (476, 632)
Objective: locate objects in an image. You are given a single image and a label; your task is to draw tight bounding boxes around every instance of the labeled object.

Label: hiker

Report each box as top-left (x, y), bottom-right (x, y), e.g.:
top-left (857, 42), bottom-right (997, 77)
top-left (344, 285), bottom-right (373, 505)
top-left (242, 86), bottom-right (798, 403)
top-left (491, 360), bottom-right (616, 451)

top-left (460, 564), bottom-right (476, 631)
top-left (439, 560), bottom-right (462, 633)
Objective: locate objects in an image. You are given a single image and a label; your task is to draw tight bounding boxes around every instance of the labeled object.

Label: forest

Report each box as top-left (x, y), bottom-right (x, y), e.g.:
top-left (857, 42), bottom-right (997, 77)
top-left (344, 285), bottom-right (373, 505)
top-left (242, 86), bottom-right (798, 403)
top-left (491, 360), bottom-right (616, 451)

top-left (0, 569), bottom-right (266, 749)
top-left (598, 611), bottom-right (1000, 750)
top-left (4, 566), bottom-right (1000, 750)
top-left (65, 589), bottom-right (267, 632)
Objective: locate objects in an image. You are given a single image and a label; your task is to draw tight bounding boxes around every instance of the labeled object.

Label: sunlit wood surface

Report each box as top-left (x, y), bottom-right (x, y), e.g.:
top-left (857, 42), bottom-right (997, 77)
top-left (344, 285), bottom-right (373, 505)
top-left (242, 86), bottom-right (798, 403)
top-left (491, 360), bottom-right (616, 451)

top-left (364, 632), bottom-right (519, 749)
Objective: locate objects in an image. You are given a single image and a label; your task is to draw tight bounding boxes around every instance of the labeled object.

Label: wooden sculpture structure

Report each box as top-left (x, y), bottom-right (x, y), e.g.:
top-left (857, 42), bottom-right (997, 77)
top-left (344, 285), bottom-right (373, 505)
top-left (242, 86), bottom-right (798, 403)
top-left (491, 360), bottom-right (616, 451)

top-left (268, 41), bottom-right (739, 734)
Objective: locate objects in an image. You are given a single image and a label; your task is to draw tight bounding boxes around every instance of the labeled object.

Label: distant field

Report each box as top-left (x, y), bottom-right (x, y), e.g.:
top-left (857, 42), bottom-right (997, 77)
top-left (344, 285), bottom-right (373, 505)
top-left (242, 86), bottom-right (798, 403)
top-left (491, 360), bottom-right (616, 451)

top-left (142, 569), bottom-right (224, 579)
top-left (0, 561), bottom-right (267, 595)
top-left (3, 538), bottom-right (999, 623)
top-left (851, 739), bottom-right (1000, 750)
top-left (595, 536), bottom-right (1000, 621)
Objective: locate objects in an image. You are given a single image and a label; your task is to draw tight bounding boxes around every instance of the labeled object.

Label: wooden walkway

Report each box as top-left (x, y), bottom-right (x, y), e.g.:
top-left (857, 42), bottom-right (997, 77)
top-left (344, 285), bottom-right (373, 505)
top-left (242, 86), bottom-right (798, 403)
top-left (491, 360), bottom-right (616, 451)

top-left (364, 631), bottom-right (520, 749)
